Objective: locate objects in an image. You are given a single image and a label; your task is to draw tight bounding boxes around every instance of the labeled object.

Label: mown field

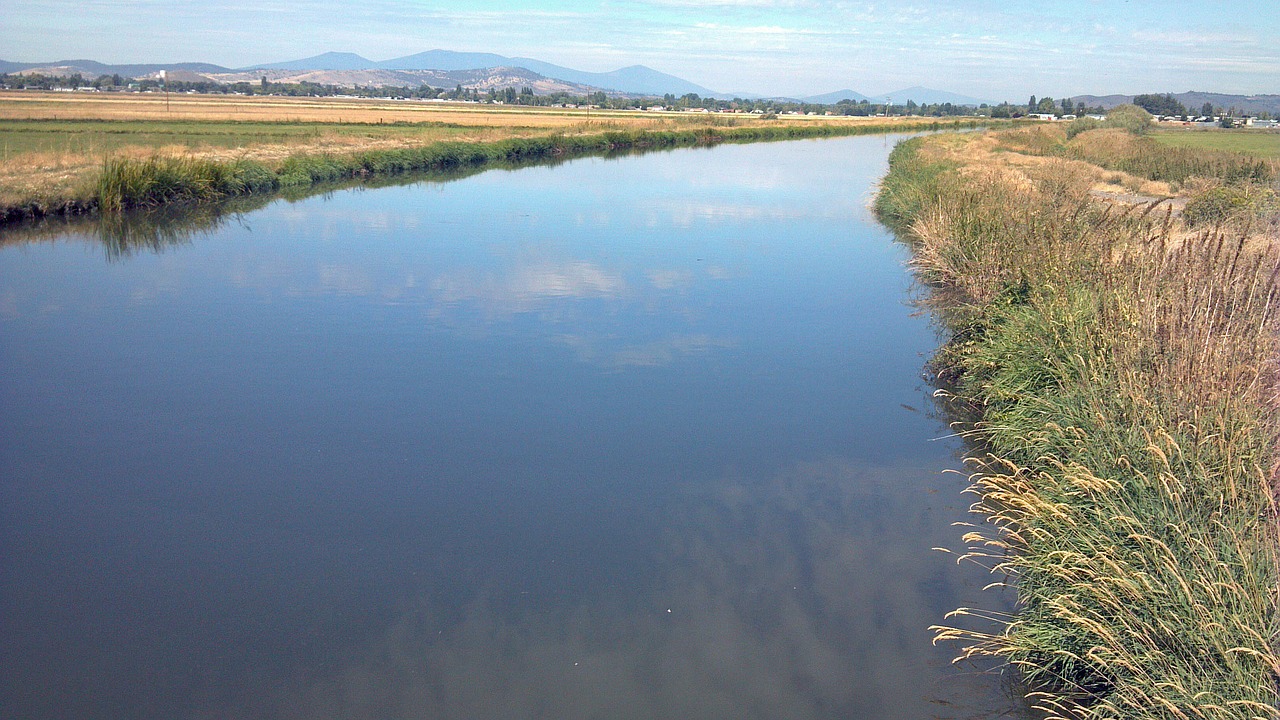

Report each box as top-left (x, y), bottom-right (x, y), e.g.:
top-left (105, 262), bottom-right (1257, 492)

top-left (1153, 128), bottom-right (1280, 157)
top-left (0, 118), bottom-right (487, 157)
top-left (877, 110), bottom-right (1280, 719)
top-left (0, 90), bottom-right (972, 221)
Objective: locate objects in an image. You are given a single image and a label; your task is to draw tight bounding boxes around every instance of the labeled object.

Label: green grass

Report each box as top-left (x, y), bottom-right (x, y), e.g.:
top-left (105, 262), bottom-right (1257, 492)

top-left (878, 131), bottom-right (1280, 719)
top-left (1153, 129), bottom-right (1280, 158)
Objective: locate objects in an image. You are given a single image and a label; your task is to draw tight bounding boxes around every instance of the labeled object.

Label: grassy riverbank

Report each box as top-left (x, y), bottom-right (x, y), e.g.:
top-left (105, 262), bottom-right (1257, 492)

top-left (0, 91), bottom-right (980, 224)
top-left (88, 121), bottom-right (965, 214)
top-left (878, 116), bottom-right (1280, 718)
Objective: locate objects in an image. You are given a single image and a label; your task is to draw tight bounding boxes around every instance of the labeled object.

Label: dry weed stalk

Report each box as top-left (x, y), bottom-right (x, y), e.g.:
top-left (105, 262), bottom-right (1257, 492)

top-left (881, 127), bottom-right (1280, 719)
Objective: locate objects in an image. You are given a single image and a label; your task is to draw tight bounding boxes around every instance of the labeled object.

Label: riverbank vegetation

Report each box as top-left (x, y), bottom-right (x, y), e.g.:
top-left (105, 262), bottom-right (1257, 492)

top-left (0, 92), bottom-right (984, 223)
top-left (877, 110), bottom-right (1280, 718)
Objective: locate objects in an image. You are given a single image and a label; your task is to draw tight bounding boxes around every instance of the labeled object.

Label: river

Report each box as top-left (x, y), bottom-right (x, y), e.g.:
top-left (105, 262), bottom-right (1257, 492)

top-left (0, 134), bottom-right (1022, 720)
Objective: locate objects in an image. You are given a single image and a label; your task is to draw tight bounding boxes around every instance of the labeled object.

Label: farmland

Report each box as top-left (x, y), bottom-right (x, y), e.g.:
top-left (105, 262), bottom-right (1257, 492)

top-left (0, 90), bottom-right (955, 220)
top-left (1152, 128), bottom-right (1280, 157)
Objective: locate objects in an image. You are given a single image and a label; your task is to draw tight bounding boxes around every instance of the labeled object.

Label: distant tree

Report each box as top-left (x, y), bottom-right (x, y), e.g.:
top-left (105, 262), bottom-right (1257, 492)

top-left (260, 76), bottom-right (267, 90)
top-left (1036, 97), bottom-right (1057, 114)
top-left (1201, 101), bottom-right (1214, 116)
top-left (1061, 97), bottom-right (1073, 115)
top-left (1133, 93), bottom-right (1186, 116)
top-left (1028, 95), bottom-right (1037, 113)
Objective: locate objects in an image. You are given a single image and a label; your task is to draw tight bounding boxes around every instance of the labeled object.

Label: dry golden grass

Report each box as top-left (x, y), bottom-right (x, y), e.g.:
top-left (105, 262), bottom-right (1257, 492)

top-left (0, 90), bottom-right (908, 128)
top-left (925, 127), bottom-right (1176, 199)
top-left (0, 90), bottom-right (914, 211)
top-left (907, 127), bottom-right (1280, 260)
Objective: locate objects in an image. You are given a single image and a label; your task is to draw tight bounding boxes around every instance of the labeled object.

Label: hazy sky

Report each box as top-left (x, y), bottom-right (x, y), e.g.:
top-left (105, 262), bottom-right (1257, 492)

top-left (4, 0), bottom-right (1277, 100)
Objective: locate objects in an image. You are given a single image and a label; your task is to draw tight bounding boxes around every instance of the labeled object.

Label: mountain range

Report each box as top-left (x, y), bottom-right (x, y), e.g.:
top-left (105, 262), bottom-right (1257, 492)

top-left (251, 50), bottom-right (719, 98)
top-left (0, 58), bottom-right (230, 77)
top-left (10, 52), bottom-right (1267, 112)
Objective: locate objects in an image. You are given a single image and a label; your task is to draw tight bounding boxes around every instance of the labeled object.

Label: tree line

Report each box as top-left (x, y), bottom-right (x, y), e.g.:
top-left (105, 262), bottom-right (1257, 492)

top-left (24, 72), bottom-right (1251, 119)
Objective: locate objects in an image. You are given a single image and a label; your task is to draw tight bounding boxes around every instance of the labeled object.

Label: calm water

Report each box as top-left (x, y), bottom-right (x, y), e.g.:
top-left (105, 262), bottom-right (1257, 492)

top-left (0, 136), bottom-right (1019, 720)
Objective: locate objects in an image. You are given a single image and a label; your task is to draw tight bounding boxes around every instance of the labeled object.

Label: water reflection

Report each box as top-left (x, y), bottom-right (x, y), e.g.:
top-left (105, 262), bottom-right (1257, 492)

top-left (0, 135), bottom-right (1027, 720)
top-left (431, 261), bottom-right (626, 311)
top-left (0, 145), bottom-right (687, 261)
top-left (197, 460), bottom-right (1017, 720)
top-left (559, 332), bottom-right (735, 369)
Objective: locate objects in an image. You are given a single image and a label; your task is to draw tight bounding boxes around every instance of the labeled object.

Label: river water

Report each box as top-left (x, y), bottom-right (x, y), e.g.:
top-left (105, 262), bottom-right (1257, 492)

top-left (0, 135), bottom-right (1021, 720)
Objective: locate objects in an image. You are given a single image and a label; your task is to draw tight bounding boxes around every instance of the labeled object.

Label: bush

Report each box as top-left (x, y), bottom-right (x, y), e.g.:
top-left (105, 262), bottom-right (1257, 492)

top-left (1103, 104), bottom-right (1153, 134)
top-left (1064, 116), bottom-right (1103, 139)
top-left (1183, 183), bottom-right (1280, 227)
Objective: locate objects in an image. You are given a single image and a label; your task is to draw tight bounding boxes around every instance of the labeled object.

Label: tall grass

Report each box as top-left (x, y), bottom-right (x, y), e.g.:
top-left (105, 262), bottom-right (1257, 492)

top-left (996, 124), bottom-right (1279, 186)
top-left (878, 131), bottom-right (1280, 719)
top-left (97, 156), bottom-right (277, 211)
top-left (81, 119), bottom-right (976, 216)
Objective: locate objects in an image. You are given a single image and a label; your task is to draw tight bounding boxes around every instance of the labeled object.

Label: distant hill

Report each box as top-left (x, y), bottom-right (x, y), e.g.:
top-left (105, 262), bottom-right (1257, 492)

top-left (249, 52), bottom-right (376, 71)
top-left (870, 86), bottom-right (988, 106)
top-left (512, 61), bottom-right (690, 96)
top-left (1, 51), bottom-right (714, 97)
top-left (1067, 94), bottom-right (1133, 109)
top-left (209, 66), bottom-right (601, 95)
top-left (374, 50), bottom-right (510, 72)
top-left (802, 89), bottom-right (871, 104)
top-left (1, 59), bottom-right (231, 77)
top-left (1069, 92), bottom-right (1280, 116)
top-left (250, 49), bottom-right (718, 97)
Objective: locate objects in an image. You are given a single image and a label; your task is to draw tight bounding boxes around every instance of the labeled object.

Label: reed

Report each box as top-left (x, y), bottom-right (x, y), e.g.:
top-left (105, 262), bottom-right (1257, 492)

top-left (879, 128), bottom-right (1280, 719)
top-left (97, 156), bottom-right (276, 211)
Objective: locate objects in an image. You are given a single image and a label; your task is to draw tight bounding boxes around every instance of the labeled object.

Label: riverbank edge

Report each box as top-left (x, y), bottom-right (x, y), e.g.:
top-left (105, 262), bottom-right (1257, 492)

top-left (875, 132), bottom-right (1280, 718)
top-left (0, 118), bottom-right (978, 228)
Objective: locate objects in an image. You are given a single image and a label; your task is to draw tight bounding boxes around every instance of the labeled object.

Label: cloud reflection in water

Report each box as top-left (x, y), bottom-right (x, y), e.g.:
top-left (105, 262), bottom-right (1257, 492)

top-left (219, 460), bottom-right (1020, 720)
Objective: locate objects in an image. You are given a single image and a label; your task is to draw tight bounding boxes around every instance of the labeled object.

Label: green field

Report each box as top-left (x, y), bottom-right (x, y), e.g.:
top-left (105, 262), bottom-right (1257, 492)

top-left (1152, 128), bottom-right (1280, 157)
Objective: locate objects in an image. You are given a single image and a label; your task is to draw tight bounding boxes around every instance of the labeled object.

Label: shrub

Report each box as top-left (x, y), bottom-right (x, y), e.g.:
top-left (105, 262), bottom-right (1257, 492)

top-left (1182, 183), bottom-right (1280, 227)
top-left (1103, 104), bottom-right (1154, 134)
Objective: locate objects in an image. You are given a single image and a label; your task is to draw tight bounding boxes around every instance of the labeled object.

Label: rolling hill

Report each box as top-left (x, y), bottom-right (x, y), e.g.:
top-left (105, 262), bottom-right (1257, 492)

top-left (802, 89), bottom-right (871, 104)
top-left (240, 49), bottom-right (717, 97)
top-left (868, 86), bottom-right (988, 106)
top-left (0, 59), bottom-right (231, 77)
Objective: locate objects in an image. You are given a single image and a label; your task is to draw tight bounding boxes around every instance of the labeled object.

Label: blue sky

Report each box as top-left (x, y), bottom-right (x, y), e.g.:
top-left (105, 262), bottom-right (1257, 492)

top-left (3, 0), bottom-right (1277, 101)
